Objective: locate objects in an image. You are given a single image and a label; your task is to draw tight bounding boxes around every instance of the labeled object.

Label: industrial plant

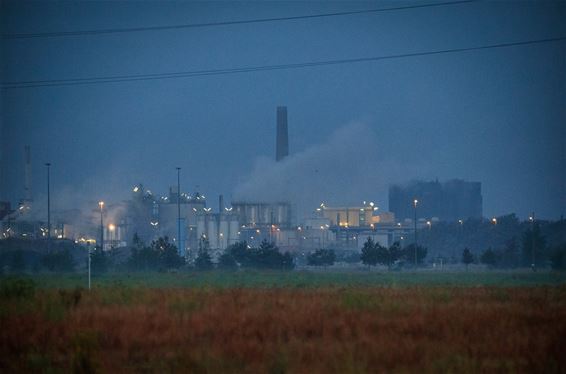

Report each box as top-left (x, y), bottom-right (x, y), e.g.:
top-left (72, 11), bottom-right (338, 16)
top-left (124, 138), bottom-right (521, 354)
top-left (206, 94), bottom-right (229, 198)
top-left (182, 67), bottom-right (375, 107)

top-left (0, 106), bottom-right (483, 257)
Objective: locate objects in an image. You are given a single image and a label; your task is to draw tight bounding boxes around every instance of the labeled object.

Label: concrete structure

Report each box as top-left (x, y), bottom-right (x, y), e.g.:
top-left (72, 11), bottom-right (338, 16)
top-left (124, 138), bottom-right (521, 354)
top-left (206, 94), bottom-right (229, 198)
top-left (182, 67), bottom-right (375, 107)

top-left (196, 210), bottom-right (240, 250)
top-left (275, 106), bottom-right (289, 162)
top-left (232, 201), bottom-right (292, 228)
top-left (315, 203), bottom-right (376, 227)
top-left (389, 179), bottom-right (482, 222)
top-left (118, 184), bottom-right (207, 251)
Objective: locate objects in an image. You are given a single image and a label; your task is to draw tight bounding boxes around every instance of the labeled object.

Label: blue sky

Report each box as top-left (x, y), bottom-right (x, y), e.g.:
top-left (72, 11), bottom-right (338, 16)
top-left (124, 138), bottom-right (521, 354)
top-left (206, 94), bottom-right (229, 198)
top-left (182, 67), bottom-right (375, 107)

top-left (1, 0), bottom-right (564, 220)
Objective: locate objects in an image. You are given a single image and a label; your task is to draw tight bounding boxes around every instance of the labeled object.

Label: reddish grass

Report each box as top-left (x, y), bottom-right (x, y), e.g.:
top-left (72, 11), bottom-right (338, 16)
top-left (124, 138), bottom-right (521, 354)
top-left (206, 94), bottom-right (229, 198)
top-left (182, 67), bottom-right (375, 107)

top-left (1, 286), bottom-right (565, 372)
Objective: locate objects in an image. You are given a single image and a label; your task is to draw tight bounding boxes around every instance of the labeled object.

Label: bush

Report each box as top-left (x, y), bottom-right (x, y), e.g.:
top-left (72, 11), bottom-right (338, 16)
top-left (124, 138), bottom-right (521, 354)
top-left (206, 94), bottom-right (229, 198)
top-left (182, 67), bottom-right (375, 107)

top-left (217, 252), bottom-right (238, 270)
top-left (462, 248), bottom-right (474, 270)
top-left (307, 249), bottom-right (335, 266)
top-left (550, 245), bottom-right (566, 271)
top-left (194, 251), bottom-right (213, 271)
top-left (480, 248), bottom-right (498, 268)
top-left (41, 249), bottom-right (75, 272)
top-left (90, 247), bottom-right (111, 275)
top-left (228, 240), bottom-right (294, 270)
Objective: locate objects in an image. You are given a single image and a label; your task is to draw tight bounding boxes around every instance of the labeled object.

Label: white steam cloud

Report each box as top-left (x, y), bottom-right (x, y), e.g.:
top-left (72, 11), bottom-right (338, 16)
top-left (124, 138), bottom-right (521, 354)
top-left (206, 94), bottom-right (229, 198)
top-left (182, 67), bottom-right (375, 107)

top-left (233, 122), bottom-right (428, 220)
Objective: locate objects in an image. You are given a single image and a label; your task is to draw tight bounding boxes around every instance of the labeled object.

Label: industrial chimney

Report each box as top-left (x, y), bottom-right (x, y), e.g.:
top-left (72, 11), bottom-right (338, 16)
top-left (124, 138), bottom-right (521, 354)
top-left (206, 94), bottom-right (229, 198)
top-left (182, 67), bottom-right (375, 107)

top-left (275, 106), bottom-right (289, 162)
top-left (23, 145), bottom-right (32, 203)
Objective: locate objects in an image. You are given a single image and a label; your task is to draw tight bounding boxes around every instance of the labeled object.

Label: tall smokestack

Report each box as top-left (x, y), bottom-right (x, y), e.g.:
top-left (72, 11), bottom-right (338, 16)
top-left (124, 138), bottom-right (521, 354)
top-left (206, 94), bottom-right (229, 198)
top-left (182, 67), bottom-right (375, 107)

top-left (24, 145), bottom-right (32, 202)
top-left (276, 106), bottom-right (289, 162)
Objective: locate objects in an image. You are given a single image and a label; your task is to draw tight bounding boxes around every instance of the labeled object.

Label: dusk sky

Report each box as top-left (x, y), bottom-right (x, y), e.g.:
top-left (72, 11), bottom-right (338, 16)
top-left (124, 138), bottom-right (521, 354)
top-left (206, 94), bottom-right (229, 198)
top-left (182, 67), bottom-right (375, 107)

top-left (1, 0), bottom-right (564, 220)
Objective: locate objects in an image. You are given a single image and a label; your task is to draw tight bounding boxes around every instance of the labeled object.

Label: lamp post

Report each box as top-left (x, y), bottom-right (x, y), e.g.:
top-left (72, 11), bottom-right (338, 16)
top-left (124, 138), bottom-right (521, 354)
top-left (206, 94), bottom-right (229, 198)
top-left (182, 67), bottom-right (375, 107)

top-left (45, 163), bottom-right (51, 251)
top-left (176, 167), bottom-right (182, 257)
top-left (98, 201), bottom-right (104, 251)
top-left (87, 243), bottom-right (91, 290)
top-left (529, 212), bottom-right (535, 271)
top-left (413, 199), bottom-right (418, 266)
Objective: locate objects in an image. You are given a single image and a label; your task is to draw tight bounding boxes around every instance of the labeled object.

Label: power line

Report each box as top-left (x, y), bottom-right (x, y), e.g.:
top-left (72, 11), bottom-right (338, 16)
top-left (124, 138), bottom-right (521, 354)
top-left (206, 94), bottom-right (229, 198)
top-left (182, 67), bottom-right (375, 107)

top-left (2, 0), bottom-right (477, 39)
top-left (2, 36), bottom-right (564, 89)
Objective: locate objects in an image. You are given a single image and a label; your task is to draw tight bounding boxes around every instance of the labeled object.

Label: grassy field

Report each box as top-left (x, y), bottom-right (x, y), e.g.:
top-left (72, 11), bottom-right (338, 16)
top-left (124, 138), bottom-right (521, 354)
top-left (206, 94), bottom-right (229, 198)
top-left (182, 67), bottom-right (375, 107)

top-left (12, 269), bottom-right (566, 289)
top-left (1, 271), bottom-right (565, 372)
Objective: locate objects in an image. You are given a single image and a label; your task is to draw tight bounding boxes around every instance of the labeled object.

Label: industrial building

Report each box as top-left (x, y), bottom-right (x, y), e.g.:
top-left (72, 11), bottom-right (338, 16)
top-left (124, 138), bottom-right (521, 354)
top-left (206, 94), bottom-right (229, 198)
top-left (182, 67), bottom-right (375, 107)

top-left (196, 207), bottom-right (240, 251)
top-left (389, 179), bottom-right (482, 222)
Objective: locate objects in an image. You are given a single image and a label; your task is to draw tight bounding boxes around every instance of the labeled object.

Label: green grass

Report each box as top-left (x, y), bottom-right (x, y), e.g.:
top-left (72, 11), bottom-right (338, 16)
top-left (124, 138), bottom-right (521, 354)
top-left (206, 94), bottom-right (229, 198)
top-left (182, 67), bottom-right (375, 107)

top-left (4, 269), bottom-right (565, 289)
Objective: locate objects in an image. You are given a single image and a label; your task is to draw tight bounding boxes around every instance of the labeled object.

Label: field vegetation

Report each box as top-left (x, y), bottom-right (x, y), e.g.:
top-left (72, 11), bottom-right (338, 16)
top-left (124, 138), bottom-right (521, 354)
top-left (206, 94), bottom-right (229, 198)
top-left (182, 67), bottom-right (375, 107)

top-left (1, 273), bottom-right (565, 372)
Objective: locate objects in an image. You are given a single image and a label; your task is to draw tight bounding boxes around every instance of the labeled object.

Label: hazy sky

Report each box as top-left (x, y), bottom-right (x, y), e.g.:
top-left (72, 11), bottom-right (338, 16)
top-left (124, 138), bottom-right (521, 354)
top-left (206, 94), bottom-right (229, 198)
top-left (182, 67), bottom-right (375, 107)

top-left (1, 0), bottom-right (565, 220)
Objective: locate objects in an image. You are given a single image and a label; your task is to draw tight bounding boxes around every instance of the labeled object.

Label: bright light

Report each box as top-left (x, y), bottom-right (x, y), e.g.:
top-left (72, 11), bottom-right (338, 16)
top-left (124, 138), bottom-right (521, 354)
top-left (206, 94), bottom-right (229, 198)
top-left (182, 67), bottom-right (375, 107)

top-left (297, 226), bottom-right (302, 231)
top-left (458, 219), bottom-right (463, 225)
top-left (413, 199), bottom-right (418, 207)
top-left (108, 224), bottom-right (116, 231)
top-left (369, 202), bottom-right (374, 207)
top-left (98, 201), bottom-right (104, 208)
top-left (373, 207), bottom-right (378, 211)
top-left (491, 218), bottom-right (497, 225)
top-left (320, 225), bottom-right (324, 229)
top-left (256, 229), bottom-right (260, 234)
top-left (219, 233), bottom-right (223, 237)
top-left (133, 186), bottom-right (139, 192)
top-left (225, 207), bottom-right (233, 211)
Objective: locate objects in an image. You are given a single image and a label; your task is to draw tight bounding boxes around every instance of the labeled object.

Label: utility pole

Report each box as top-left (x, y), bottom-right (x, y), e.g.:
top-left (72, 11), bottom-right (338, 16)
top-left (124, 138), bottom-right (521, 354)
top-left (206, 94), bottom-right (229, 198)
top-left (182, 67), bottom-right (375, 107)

top-left (176, 167), bottom-right (182, 257)
top-left (88, 243), bottom-right (91, 290)
top-left (413, 199), bottom-right (418, 266)
top-left (530, 212), bottom-right (536, 271)
top-left (45, 163), bottom-right (51, 251)
top-left (98, 201), bottom-right (104, 251)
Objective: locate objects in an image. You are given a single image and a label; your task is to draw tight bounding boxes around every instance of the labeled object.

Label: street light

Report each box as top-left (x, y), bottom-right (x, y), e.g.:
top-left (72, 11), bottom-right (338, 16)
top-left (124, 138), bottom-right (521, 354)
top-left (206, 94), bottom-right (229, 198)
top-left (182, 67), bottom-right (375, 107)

top-left (529, 212), bottom-right (536, 271)
top-left (491, 217), bottom-right (497, 225)
top-left (45, 163), bottom-right (51, 251)
top-left (87, 243), bottom-right (91, 290)
top-left (98, 201), bottom-right (104, 250)
top-left (176, 167), bottom-right (182, 257)
top-left (413, 199), bottom-right (418, 266)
